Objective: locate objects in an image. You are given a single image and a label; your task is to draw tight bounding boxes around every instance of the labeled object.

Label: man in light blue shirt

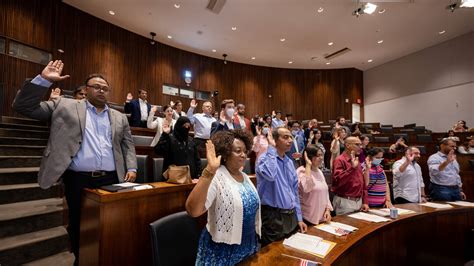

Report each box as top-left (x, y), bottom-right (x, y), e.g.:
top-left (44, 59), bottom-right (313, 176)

top-left (187, 99), bottom-right (216, 156)
top-left (427, 138), bottom-right (465, 201)
top-left (256, 127), bottom-right (307, 246)
top-left (271, 110), bottom-right (286, 128)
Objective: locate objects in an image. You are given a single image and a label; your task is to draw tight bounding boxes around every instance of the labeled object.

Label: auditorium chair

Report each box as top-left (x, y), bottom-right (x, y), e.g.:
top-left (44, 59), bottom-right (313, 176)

top-left (380, 127), bottom-right (393, 133)
top-left (149, 211), bottom-right (199, 266)
top-left (400, 128), bottom-right (415, 133)
top-left (135, 155), bottom-right (149, 183)
top-left (153, 158), bottom-right (165, 182)
top-left (374, 136), bottom-right (390, 142)
top-left (132, 135), bottom-right (154, 146)
top-left (380, 124), bottom-right (393, 128)
top-left (417, 134), bottom-right (432, 143)
top-left (328, 120), bottom-right (336, 124)
top-left (323, 131), bottom-right (332, 140)
top-left (394, 133), bottom-right (408, 141)
top-left (414, 126), bottom-right (426, 133)
top-left (403, 123), bottom-right (416, 128)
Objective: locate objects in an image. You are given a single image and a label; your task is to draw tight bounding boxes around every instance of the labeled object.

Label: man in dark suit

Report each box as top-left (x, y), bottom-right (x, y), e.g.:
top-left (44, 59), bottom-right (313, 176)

top-left (12, 60), bottom-right (137, 265)
top-left (124, 89), bottom-right (151, 127)
top-left (211, 99), bottom-right (241, 135)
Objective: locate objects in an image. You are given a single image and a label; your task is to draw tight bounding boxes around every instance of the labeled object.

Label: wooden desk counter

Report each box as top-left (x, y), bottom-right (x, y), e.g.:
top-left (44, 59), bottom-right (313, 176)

top-left (241, 203), bottom-right (474, 266)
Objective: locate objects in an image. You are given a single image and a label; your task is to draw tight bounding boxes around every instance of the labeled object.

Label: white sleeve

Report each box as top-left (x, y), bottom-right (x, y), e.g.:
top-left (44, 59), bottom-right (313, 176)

top-left (204, 178), bottom-right (218, 210)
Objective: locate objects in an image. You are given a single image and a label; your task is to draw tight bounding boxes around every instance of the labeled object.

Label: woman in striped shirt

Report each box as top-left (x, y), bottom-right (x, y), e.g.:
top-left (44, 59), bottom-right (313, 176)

top-left (366, 148), bottom-right (393, 208)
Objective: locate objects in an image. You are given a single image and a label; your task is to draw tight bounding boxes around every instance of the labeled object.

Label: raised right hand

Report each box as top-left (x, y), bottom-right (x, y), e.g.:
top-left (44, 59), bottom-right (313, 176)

top-left (49, 88), bottom-right (61, 100)
top-left (150, 106), bottom-right (158, 113)
top-left (447, 149), bottom-right (456, 163)
top-left (351, 150), bottom-right (359, 168)
top-left (304, 151), bottom-right (312, 166)
top-left (41, 60), bottom-right (70, 82)
top-left (219, 110), bottom-right (227, 123)
top-left (267, 129), bottom-right (276, 147)
top-left (406, 151), bottom-right (415, 162)
top-left (205, 140), bottom-right (221, 173)
top-left (126, 93), bottom-right (133, 102)
top-left (162, 123), bottom-right (171, 134)
top-left (190, 99), bottom-right (198, 108)
top-left (255, 126), bottom-right (262, 136)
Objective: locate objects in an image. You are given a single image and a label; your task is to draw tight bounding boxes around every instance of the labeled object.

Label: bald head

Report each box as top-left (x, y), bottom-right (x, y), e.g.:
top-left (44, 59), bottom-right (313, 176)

top-left (344, 136), bottom-right (362, 155)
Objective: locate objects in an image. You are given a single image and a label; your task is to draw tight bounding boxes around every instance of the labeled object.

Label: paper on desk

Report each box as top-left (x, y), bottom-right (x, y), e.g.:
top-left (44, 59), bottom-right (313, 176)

top-left (283, 233), bottom-right (335, 258)
top-left (315, 222), bottom-right (358, 236)
top-left (348, 212), bottom-right (390, 222)
top-left (369, 208), bottom-right (416, 217)
top-left (420, 202), bottom-right (453, 209)
top-left (447, 201), bottom-right (474, 207)
top-left (114, 182), bottom-right (140, 188)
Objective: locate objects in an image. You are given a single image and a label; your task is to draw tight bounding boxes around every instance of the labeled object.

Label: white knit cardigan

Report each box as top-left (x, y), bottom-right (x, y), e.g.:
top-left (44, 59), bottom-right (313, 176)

top-left (205, 166), bottom-right (261, 245)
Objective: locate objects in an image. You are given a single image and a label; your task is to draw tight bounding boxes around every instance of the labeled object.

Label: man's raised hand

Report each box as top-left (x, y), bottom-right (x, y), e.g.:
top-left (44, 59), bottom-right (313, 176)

top-left (41, 60), bottom-right (70, 82)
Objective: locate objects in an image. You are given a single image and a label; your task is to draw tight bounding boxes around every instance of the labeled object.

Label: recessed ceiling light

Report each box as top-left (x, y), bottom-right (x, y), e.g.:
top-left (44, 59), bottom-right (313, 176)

top-left (438, 30), bottom-right (446, 35)
top-left (288, 61), bottom-right (293, 64)
top-left (328, 42), bottom-right (334, 46)
top-left (108, 10), bottom-right (115, 15)
top-left (317, 7), bottom-right (324, 13)
top-left (251, 57), bottom-right (256, 60)
top-left (212, 49), bottom-right (217, 53)
top-left (326, 62), bottom-right (331, 65)
top-left (363, 3), bottom-right (377, 14)
top-left (174, 4), bottom-right (180, 8)
top-left (368, 59), bottom-right (373, 63)
top-left (167, 35), bottom-right (173, 39)
top-left (280, 38), bottom-right (286, 42)
top-left (57, 49), bottom-right (64, 53)
top-left (231, 27), bottom-right (237, 31)
top-left (377, 40), bottom-right (384, 44)
top-left (460, 0), bottom-right (474, 8)
top-left (378, 8), bottom-right (386, 14)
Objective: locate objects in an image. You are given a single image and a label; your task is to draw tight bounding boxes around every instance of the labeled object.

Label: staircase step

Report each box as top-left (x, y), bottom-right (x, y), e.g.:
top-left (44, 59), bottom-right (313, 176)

top-left (0, 156), bottom-right (42, 168)
top-left (1, 116), bottom-right (47, 127)
top-left (0, 145), bottom-right (46, 156)
top-left (0, 183), bottom-right (61, 204)
top-left (0, 167), bottom-right (39, 185)
top-left (0, 122), bottom-right (49, 131)
top-left (0, 198), bottom-right (64, 238)
top-left (0, 137), bottom-right (48, 146)
top-left (23, 251), bottom-right (75, 266)
top-left (0, 226), bottom-right (69, 265)
top-left (0, 128), bottom-right (49, 139)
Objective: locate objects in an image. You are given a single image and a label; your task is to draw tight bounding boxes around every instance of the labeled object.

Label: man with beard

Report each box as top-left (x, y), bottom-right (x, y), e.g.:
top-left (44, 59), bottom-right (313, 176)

top-left (392, 147), bottom-right (427, 203)
top-left (332, 136), bottom-right (369, 215)
top-left (233, 103), bottom-right (250, 131)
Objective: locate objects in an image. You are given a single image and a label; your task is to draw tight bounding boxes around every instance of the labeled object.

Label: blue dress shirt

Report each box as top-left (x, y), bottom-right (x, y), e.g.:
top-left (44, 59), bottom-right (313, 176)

top-left (187, 107), bottom-right (216, 139)
top-left (428, 151), bottom-right (462, 187)
top-left (256, 146), bottom-right (303, 221)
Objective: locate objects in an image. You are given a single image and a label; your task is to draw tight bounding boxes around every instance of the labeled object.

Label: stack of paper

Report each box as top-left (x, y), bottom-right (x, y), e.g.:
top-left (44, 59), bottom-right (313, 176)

top-left (348, 212), bottom-right (390, 222)
top-left (283, 233), bottom-right (336, 258)
top-left (369, 208), bottom-right (416, 217)
top-left (315, 221), bottom-right (358, 236)
top-left (420, 202), bottom-right (453, 209)
top-left (119, 184), bottom-right (154, 192)
top-left (447, 201), bottom-right (474, 207)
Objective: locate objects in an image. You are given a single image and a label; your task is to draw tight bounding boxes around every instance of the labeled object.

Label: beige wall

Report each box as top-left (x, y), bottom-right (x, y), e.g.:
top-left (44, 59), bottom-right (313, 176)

top-left (363, 32), bottom-right (474, 132)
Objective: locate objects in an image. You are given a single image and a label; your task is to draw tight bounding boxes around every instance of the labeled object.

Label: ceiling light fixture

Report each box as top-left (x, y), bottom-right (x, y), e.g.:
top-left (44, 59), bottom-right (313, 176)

top-left (328, 42), bottom-right (334, 46)
top-left (212, 49), bottom-right (217, 53)
top-left (174, 4), bottom-right (181, 8)
top-left (149, 32), bottom-right (156, 45)
top-left (251, 57), bottom-right (256, 60)
top-left (108, 10), bottom-right (115, 15)
top-left (317, 7), bottom-right (324, 13)
top-left (368, 59), bottom-right (373, 63)
top-left (223, 54), bottom-right (228, 64)
top-left (353, 2), bottom-right (377, 17)
top-left (378, 8), bottom-right (386, 14)
top-left (231, 27), bottom-right (237, 31)
top-left (460, 0), bottom-right (474, 8)
top-left (438, 30), bottom-right (446, 35)
top-left (288, 61), bottom-right (293, 64)
top-left (377, 40), bottom-right (384, 44)
top-left (167, 35), bottom-right (173, 39)
top-left (326, 62), bottom-right (331, 65)
top-left (280, 38), bottom-right (286, 42)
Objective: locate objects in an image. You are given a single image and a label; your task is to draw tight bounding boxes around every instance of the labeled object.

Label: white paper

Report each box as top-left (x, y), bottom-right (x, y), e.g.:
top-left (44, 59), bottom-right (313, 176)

top-left (328, 221), bottom-right (358, 232)
top-left (348, 212), bottom-right (390, 222)
top-left (315, 222), bottom-right (358, 236)
top-left (131, 184), bottom-right (153, 191)
top-left (283, 233), bottom-right (333, 257)
top-left (114, 182), bottom-right (140, 188)
top-left (447, 201), bottom-right (474, 207)
top-left (420, 202), bottom-right (453, 209)
top-left (369, 208), bottom-right (415, 217)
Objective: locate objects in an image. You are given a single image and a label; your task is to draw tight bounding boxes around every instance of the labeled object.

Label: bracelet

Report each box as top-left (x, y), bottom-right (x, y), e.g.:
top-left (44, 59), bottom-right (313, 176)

top-left (201, 168), bottom-right (215, 179)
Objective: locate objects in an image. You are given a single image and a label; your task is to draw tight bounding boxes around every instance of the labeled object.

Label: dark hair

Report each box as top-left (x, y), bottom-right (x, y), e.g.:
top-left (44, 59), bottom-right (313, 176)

top-left (275, 110), bottom-right (282, 115)
top-left (174, 100), bottom-right (182, 106)
top-left (162, 105), bottom-right (172, 112)
top-left (203, 100), bottom-right (213, 106)
top-left (336, 116), bottom-right (345, 123)
top-left (220, 99), bottom-right (235, 109)
top-left (367, 147), bottom-right (384, 157)
top-left (446, 129), bottom-right (455, 137)
top-left (211, 129), bottom-right (253, 164)
top-left (440, 138), bottom-right (455, 145)
top-left (73, 85), bottom-right (86, 96)
top-left (359, 135), bottom-right (370, 142)
top-left (286, 113), bottom-right (293, 117)
top-left (459, 120), bottom-right (468, 129)
top-left (138, 89), bottom-right (147, 94)
top-left (351, 122), bottom-right (360, 132)
top-left (398, 136), bottom-right (407, 143)
top-left (263, 114), bottom-right (272, 121)
top-left (303, 144), bottom-right (323, 167)
top-left (84, 74), bottom-right (109, 86)
top-left (288, 120), bottom-right (300, 128)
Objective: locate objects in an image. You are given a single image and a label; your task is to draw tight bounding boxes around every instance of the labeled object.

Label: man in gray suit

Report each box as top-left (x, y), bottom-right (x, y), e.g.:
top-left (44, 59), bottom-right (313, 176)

top-left (12, 60), bottom-right (137, 264)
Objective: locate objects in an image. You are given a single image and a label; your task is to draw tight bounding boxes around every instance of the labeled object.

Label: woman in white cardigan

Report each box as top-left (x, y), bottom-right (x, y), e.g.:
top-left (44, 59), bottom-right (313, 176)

top-left (186, 129), bottom-right (261, 265)
top-left (147, 105), bottom-right (176, 147)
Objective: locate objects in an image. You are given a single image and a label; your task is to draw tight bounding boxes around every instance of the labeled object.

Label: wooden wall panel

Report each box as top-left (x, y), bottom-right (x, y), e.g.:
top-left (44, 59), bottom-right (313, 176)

top-left (0, 0), bottom-right (363, 123)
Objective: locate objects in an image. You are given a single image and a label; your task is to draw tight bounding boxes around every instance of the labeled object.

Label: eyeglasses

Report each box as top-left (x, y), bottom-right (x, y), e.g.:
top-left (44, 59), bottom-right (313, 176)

top-left (86, 84), bottom-right (111, 93)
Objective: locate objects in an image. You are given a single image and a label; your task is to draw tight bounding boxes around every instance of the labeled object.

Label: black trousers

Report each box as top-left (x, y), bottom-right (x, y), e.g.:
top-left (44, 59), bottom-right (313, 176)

top-left (394, 197), bottom-right (412, 204)
top-left (194, 138), bottom-right (208, 158)
top-left (62, 170), bottom-right (118, 264)
top-left (260, 205), bottom-right (298, 247)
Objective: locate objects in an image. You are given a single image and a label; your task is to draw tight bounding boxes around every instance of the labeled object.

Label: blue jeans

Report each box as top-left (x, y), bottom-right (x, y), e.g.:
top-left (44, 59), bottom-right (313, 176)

top-left (429, 183), bottom-right (461, 201)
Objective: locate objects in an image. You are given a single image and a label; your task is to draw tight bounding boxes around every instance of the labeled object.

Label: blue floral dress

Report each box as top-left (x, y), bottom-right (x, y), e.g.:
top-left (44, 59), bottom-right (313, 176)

top-left (196, 180), bottom-right (259, 265)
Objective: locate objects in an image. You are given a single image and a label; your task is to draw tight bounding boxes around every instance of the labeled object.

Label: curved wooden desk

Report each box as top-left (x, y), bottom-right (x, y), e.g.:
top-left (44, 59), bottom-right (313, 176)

top-left (241, 203), bottom-right (474, 266)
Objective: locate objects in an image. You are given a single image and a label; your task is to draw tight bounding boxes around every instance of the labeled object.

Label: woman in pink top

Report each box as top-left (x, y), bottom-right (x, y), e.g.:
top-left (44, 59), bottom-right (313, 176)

top-left (252, 122), bottom-right (270, 161)
top-left (297, 144), bottom-right (333, 225)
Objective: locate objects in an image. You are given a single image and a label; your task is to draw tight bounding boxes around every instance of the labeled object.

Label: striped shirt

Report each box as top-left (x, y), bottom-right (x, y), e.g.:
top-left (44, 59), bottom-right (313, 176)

top-left (367, 165), bottom-right (387, 207)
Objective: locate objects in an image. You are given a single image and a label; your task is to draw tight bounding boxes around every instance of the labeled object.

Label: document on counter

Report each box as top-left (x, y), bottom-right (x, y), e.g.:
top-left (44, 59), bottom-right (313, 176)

top-left (348, 212), bottom-right (390, 223)
top-left (283, 233), bottom-right (336, 258)
top-left (315, 221), bottom-right (358, 236)
top-left (101, 182), bottom-right (142, 192)
top-left (447, 201), bottom-right (474, 207)
top-left (419, 202), bottom-right (453, 209)
top-left (369, 208), bottom-right (416, 217)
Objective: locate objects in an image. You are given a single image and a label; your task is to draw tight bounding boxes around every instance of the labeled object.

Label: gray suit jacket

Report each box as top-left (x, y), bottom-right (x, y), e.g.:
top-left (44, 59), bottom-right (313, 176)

top-left (12, 81), bottom-right (137, 189)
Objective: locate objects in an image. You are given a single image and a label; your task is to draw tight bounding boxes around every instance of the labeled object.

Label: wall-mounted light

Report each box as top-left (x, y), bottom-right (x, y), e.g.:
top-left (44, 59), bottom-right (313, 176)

top-left (184, 70), bottom-right (192, 86)
top-left (353, 2), bottom-right (377, 17)
top-left (222, 54), bottom-right (228, 64)
top-left (150, 32), bottom-right (156, 45)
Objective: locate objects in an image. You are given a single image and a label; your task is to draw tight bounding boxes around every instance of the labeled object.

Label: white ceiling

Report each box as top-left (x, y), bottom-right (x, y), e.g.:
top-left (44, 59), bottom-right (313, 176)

top-left (63, 0), bottom-right (474, 70)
